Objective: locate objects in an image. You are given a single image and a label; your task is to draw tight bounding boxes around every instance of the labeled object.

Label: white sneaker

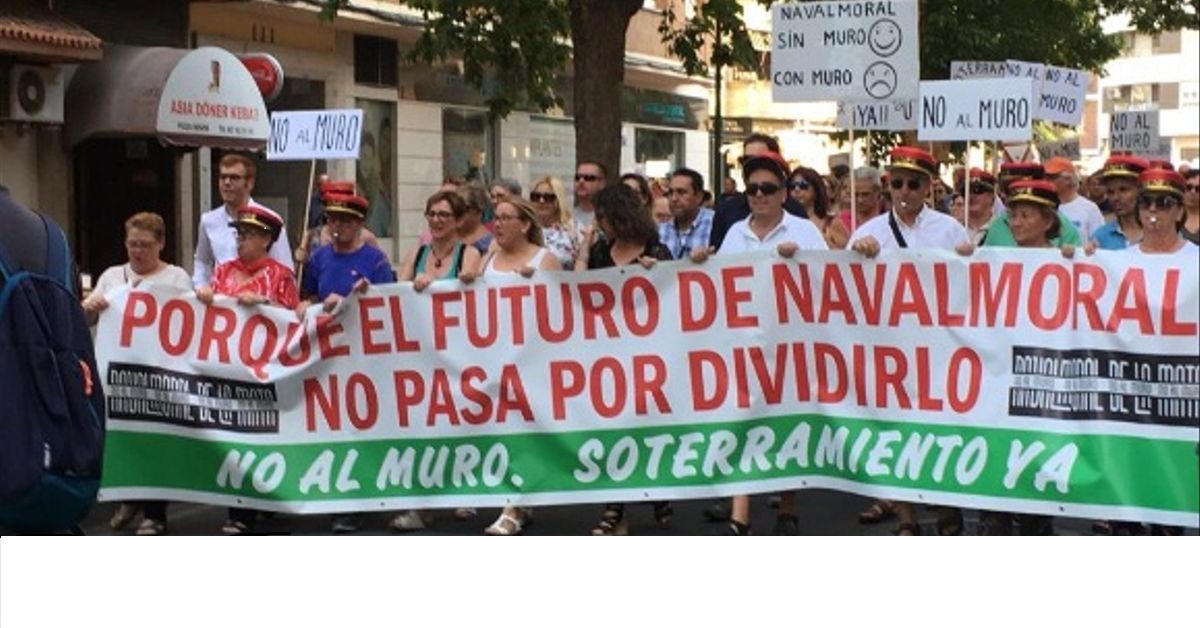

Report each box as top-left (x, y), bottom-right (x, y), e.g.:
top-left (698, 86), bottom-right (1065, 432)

top-left (390, 510), bottom-right (426, 532)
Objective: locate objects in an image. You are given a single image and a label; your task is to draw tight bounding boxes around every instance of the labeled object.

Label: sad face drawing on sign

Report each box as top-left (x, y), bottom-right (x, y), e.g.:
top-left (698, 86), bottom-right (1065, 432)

top-left (864, 61), bottom-right (898, 99)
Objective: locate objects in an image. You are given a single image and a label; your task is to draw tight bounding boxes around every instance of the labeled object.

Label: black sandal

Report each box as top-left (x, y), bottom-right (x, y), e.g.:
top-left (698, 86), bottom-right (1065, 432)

top-left (591, 504), bottom-right (627, 536)
top-left (652, 501), bottom-right (673, 530)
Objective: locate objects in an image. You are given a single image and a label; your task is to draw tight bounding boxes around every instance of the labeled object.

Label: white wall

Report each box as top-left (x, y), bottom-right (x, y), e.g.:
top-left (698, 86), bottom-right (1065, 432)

top-left (393, 100), bottom-right (442, 257)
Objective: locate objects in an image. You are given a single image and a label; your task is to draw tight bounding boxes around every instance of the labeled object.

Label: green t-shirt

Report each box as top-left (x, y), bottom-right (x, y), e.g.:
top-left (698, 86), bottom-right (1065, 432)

top-left (981, 212), bottom-right (1081, 247)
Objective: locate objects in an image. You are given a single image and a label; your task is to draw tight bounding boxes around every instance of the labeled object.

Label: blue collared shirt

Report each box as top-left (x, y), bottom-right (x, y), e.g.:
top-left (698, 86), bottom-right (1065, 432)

top-left (659, 208), bottom-right (714, 260)
top-left (1092, 221), bottom-right (1138, 251)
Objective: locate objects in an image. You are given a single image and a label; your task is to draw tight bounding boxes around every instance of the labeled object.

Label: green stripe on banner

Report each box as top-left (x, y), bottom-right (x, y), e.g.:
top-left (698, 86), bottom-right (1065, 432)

top-left (102, 413), bottom-right (1199, 516)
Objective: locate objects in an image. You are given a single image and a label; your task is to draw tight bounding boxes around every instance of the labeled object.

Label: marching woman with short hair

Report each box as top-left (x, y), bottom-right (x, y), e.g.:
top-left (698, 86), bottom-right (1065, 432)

top-left (196, 203), bottom-right (297, 534)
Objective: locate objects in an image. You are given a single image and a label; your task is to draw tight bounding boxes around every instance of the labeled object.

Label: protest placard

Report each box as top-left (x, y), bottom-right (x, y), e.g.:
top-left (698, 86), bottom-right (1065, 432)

top-left (94, 250), bottom-right (1200, 526)
top-left (267, 109), bottom-right (363, 161)
top-left (918, 78), bottom-right (1035, 141)
top-left (771, 0), bottom-right (919, 102)
top-left (1037, 138), bottom-right (1082, 160)
top-left (1110, 109), bottom-right (1171, 159)
top-left (949, 60), bottom-right (1007, 80)
top-left (836, 99), bottom-right (918, 130)
top-left (1038, 65), bottom-right (1088, 126)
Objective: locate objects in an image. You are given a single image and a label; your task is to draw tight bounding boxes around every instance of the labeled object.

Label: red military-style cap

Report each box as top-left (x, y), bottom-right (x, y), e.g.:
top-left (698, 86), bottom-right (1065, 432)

top-left (741, 151), bottom-right (790, 184)
top-left (1102, 155), bottom-right (1151, 181)
top-left (228, 202), bottom-right (284, 240)
top-left (1006, 179), bottom-right (1060, 209)
top-left (888, 146), bottom-right (938, 179)
top-left (322, 192), bottom-right (371, 220)
top-left (1138, 168), bottom-right (1186, 199)
top-left (964, 167), bottom-right (997, 192)
top-left (1148, 159), bottom-right (1175, 172)
top-left (320, 180), bottom-right (356, 196)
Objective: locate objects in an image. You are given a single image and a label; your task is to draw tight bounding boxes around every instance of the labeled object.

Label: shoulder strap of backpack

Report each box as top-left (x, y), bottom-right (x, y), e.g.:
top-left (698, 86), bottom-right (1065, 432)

top-left (40, 215), bottom-right (76, 298)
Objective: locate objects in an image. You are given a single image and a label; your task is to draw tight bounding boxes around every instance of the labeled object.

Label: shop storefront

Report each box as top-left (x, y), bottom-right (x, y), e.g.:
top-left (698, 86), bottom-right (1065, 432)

top-left (65, 45), bottom-right (269, 278)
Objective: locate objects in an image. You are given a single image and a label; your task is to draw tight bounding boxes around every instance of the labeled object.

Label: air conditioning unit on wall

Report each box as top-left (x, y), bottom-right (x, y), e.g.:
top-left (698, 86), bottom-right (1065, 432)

top-left (1, 65), bottom-right (66, 124)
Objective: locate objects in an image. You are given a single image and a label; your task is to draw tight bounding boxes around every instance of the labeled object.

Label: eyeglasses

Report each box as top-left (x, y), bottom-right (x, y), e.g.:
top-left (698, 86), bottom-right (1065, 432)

top-left (493, 214), bottom-right (523, 224)
top-left (665, 187), bottom-right (691, 197)
top-left (530, 192), bottom-right (557, 203)
top-left (424, 210), bottom-right (454, 220)
top-left (745, 182), bottom-right (782, 196)
top-left (1138, 195), bottom-right (1181, 210)
top-left (218, 173), bottom-right (245, 182)
top-left (234, 228), bottom-right (266, 239)
top-left (575, 173), bottom-right (601, 182)
top-left (968, 183), bottom-right (993, 195)
top-left (890, 178), bottom-right (924, 191)
top-left (125, 240), bottom-right (157, 250)
top-left (1186, 184), bottom-right (1200, 192)
top-left (788, 180), bottom-right (811, 191)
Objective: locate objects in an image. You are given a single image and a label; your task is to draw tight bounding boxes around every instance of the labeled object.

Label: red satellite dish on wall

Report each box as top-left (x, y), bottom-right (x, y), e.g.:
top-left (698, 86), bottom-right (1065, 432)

top-left (237, 53), bottom-right (284, 103)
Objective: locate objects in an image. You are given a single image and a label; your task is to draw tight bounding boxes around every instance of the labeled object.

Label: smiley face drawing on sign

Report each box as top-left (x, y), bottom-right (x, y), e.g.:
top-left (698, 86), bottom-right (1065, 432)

top-left (868, 19), bottom-right (902, 57)
top-left (863, 61), bottom-right (898, 99)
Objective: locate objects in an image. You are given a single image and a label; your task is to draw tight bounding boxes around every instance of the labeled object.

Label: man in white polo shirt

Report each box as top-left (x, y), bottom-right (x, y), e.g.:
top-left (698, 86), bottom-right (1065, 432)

top-left (193, 153), bottom-right (294, 287)
top-left (1045, 157), bottom-right (1105, 243)
top-left (690, 150), bottom-right (825, 535)
top-left (716, 151), bottom-right (826, 255)
top-left (848, 145), bottom-right (967, 536)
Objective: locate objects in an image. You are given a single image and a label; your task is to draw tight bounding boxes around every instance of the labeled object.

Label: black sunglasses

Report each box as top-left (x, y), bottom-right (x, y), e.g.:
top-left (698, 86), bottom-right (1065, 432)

top-left (746, 182), bottom-right (782, 196)
top-left (1186, 184), bottom-right (1199, 192)
top-left (788, 180), bottom-right (811, 191)
top-left (575, 173), bottom-right (601, 182)
top-left (890, 178), bottom-right (924, 191)
top-left (1139, 194), bottom-right (1181, 210)
top-left (968, 183), bottom-right (993, 195)
top-left (530, 192), bottom-right (557, 202)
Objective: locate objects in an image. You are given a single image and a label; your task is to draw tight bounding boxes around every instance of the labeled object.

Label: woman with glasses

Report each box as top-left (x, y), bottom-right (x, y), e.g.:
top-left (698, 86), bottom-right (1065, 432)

top-left (481, 197), bottom-right (562, 536)
top-left (195, 204), bottom-right (298, 535)
top-left (790, 165), bottom-right (849, 249)
top-left (1129, 169), bottom-right (1197, 258)
top-left (398, 191), bottom-right (482, 290)
top-left (530, 176), bottom-right (579, 269)
top-left (690, 151), bottom-right (827, 535)
top-left (83, 212), bottom-right (191, 536)
top-left (390, 191), bottom-right (483, 532)
top-left (575, 185), bottom-right (675, 535)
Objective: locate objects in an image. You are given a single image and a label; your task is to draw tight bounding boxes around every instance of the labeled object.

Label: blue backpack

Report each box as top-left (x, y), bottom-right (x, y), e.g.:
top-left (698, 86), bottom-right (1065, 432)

top-left (0, 215), bottom-right (106, 533)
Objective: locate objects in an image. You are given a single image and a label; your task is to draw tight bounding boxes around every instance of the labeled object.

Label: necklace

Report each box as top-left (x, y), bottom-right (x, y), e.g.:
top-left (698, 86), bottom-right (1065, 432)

top-left (429, 241), bottom-right (455, 269)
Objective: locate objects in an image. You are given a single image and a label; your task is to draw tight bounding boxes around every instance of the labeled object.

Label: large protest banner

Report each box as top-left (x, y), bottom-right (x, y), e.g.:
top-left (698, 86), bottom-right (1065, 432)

top-left (771, 0), bottom-right (920, 102)
top-left (95, 250), bottom-right (1200, 526)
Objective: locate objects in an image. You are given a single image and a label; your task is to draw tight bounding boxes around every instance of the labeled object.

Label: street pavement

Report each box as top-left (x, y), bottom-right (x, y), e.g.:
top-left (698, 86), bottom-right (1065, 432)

top-left (80, 490), bottom-right (1177, 536)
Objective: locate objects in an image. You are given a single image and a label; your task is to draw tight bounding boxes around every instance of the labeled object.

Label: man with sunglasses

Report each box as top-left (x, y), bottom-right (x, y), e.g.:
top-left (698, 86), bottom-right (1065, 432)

top-left (957, 168), bottom-right (997, 245)
top-left (1091, 155), bottom-right (1150, 250)
top-left (659, 168), bottom-right (714, 260)
top-left (572, 161), bottom-right (608, 229)
top-left (848, 146), bottom-right (967, 259)
top-left (708, 133), bottom-right (807, 250)
top-left (1183, 168), bottom-right (1199, 243)
top-left (848, 147), bottom-right (968, 536)
top-left (1045, 157), bottom-right (1105, 244)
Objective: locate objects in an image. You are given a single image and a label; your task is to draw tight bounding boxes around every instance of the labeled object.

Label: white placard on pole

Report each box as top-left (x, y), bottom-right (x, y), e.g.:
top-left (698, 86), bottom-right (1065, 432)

top-left (918, 78), bottom-right (1035, 142)
top-left (1110, 109), bottom-right (1169, 159)
top-left (1037, 65), bottom-right (1088, 126)
top-left (1036, 138), bottom-right (1082, 161)
top-left (836, 98), bottom-right (918, 130)
top-left (949, 60), bottom-right (1007, 80)
top-left (1004, 60), bottom-right (1046, 106)
top-left (267, 109), bottom-right (364, 161)
top-left (771, 0), bottom-right (920, 102)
